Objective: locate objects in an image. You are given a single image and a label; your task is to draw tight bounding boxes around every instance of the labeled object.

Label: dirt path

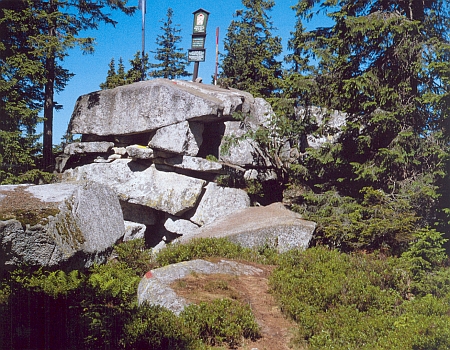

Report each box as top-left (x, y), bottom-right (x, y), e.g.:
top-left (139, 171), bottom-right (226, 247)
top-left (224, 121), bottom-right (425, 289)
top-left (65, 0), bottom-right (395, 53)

top-left (171, 263), bottom-right (297, 349)
top-left (236, 275), bottom-right (297, 350)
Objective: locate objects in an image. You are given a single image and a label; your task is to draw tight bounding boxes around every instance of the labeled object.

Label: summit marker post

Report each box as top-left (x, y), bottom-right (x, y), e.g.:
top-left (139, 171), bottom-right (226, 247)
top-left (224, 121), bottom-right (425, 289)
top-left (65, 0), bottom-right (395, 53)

top-left (188, 8), bottom-right (209, 82)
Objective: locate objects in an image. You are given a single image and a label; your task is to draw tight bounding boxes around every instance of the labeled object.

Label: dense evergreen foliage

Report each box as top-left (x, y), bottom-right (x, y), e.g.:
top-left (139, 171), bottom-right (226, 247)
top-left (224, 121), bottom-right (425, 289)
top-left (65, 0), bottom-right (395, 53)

top-left (149, 8), bottom-right (190, 80)
top-left (100, 53), bottom-right (150, 90)
top-left (0, 0), bottom-right (49, 183)
top-left (287, 0), bottom-right (450, 194)
top-left (0, 0), bottom-right (134, 178)
top-left (219, 0), bottom-right (283, 97)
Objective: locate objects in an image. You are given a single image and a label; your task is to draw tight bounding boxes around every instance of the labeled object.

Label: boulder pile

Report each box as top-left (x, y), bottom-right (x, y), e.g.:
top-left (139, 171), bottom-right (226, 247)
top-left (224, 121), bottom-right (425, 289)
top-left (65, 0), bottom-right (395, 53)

top-left (1, 79), bottom-right (320, 271)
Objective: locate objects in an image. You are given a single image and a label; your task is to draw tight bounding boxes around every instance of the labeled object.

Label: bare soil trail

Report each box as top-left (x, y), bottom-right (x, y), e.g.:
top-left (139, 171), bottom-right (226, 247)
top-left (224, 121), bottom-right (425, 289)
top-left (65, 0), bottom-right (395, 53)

top-left (171, 262), bottom-right (300, 350)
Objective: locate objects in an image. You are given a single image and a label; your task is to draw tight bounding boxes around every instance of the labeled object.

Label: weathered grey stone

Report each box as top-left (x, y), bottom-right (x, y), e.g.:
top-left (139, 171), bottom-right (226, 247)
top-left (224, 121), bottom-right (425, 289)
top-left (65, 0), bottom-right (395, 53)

top-left (173, 80), bottom-right (254, 116)
top-left (0, 182), bottom-right (125, 272)
top-left (137, 259), bottom-right (264, 314)
top-left (64, 141), bottom-right (114, 155)
top-left (123, 221), bottom-right (146, 241)
top-left (219, 121), bottom-right (270, 167)
top-left (63, 160), bottom-right (206, 216)
top-left (112, 147), bottom-right (127, 155)
top-left (120, 165), bottom-right (206, 216)
top-left (249, 97), bottom-right (274, 128)
top-left (161, 155), bottom-right (225, 174)
top-left (93, 157), bottom-right (114, 163)
top-left (108, 154), bottom-right (122, 160)
top-left (68, 79), bottom-right (229, 136)
top-left (152, 240), bottom-right (167, 253)
top-left (189, 182), bottom-right (250, 226)
top-left (164, 215), bottom-right (199, 236)
top-left (55, 154), bottom-right (71, 173)
top-left (62, 159), bottom-right (147, 186)
top-left (126, 145), bottom-right (155, 159)
top-left (180, 202), bottom-right (316, 253)
top-left (148, 121), bottom-right (203, 156)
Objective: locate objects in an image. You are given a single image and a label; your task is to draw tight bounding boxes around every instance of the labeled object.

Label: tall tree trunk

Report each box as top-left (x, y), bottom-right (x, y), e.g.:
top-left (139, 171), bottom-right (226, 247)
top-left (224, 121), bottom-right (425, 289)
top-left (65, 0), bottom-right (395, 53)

top-left (43, 0), bottom-right (56, 170)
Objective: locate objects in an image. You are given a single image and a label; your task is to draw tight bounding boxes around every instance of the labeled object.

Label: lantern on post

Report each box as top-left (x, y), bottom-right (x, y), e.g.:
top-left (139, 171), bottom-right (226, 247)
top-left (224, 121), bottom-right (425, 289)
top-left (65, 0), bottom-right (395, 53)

top-left (188, 8), bottom-right (210, 81)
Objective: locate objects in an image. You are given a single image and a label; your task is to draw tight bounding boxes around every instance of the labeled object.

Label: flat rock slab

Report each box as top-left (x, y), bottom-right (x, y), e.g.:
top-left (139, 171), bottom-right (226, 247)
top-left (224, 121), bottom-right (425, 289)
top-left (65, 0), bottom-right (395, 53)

top-left (137, 259), bottom-right (264, 315)
top-left (63, 160), bottom-right (206, 216)
top-left (180, 202), bottom-right (316, 253)
top-left (64, 141), bottom-right (114, 155)
top-left (68, 79), bottom-right (252, 136)
top-left (173, 80), bottom-right (254, 116)
top-left (0, 182), bottom-right (124, 271)
top-left (160, 155), bottom-right (226, 174)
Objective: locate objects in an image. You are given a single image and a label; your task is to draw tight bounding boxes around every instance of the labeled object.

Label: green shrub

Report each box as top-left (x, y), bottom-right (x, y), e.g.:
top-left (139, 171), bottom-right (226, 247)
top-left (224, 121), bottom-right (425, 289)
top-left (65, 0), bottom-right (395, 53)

top-left (113, 238), bottom-right (155, 276)
top-left (9, 268), bottom-right (84, 298)
top-left (270, 247), bottom-right (450, 349)
top-left (122, 304), bottom-right (196, 350)
top-left (411, 267), bottom-right (450, 297)
top-left (294, 188), bottom-right (420, 254)
top-left (83, 262), bottom-right (142, 348)
top-left (375, 294), bottom-right (450, 349)
top-left (155, 237), bottom-right (278, 267)
top-left (181, 298), bottom-right (261, 348)
top-left (401, 228), bottom-right (448, 274)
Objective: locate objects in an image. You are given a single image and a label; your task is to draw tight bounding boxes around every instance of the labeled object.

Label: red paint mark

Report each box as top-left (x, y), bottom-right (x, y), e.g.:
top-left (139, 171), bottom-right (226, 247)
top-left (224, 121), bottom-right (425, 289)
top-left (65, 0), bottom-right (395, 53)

top-left (145, 271), bottom-right (153, 279)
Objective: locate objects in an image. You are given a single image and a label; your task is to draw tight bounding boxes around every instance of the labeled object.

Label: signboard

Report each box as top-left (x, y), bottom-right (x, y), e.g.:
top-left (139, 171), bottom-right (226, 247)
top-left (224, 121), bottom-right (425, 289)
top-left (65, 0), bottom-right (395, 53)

top-left (188, 49), bottom-right (206, 62)
top-left (192, 9), bottom-right (209, 34)
top-left (191, 36), bottom-right (205, 49)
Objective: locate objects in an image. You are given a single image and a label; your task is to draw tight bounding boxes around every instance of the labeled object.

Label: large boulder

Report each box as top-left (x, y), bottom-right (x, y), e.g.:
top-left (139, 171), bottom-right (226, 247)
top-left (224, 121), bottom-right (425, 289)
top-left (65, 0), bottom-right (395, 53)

top-left (148, 121), bottom-right (204, 156)
top-left (172, 80), bottom-right (255, 116)
top-left (68, 79), bottom-right (255, 136)
top-left (189, 182), bottom-right (251, 226)
top-left (298, 106), bottom-right (347, 149)
top-left (63, 160), bottom-right (206, 216)
top-left (180, 202), bottom-right (316, 253)
top-left (123, 221), bottom-right (146, 241)
top-left (0, 182), bottom-right (124, 272)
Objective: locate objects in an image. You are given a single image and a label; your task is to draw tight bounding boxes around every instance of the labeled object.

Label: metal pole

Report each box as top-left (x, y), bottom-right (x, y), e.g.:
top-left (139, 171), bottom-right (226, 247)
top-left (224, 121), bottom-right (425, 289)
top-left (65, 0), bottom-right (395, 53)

top-left (140, 0), bottom-right (146, 81)
top-left (214, 27), bottom-right (219, 85)
top-left (193, 61), bottom-right (199, 82)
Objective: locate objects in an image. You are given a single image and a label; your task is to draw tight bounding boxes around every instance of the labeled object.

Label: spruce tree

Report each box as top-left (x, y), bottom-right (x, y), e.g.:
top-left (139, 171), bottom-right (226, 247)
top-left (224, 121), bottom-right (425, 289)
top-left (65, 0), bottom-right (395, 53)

top-left (150, 8), bottom-right (190, 80)
top-left (99, 58), bottom-right (117, 90)
top-left (220, 0), bottom-right (283, 98)
top-left (287, 1), bottom-right (449, 185)
top-left (126, 51), bottom-right (149, 83)
top-left (1, 0), bottom-right (134, 173)
top-left (286, 0), bottom-right (450, 236)
top-left (0, 0), bottom-right (46, 183)
top-left (100, 52), bottom-right (150, 90)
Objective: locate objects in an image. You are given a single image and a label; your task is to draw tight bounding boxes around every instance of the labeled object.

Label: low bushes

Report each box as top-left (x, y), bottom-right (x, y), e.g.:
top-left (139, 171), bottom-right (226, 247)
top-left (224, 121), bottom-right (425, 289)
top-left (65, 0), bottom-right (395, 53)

top-left (1, 237), bottom-right (449, 349)
top-left (270, 246), bottom-right (450, 349)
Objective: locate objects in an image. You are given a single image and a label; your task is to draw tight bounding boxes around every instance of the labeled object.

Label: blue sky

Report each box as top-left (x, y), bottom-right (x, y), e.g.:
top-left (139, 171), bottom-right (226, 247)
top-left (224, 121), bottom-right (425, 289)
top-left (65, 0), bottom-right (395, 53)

top-left (50, 0), bottom-right (331, 144)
